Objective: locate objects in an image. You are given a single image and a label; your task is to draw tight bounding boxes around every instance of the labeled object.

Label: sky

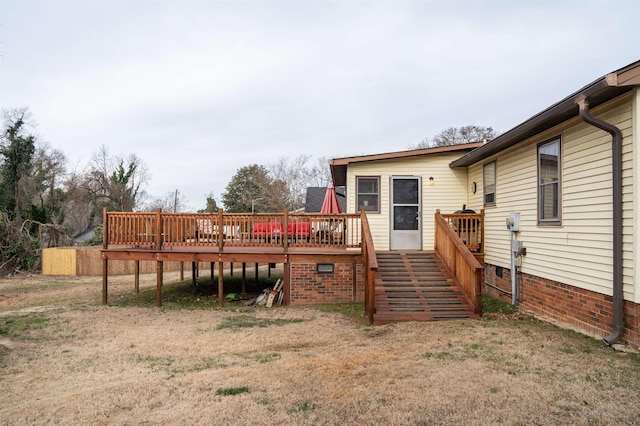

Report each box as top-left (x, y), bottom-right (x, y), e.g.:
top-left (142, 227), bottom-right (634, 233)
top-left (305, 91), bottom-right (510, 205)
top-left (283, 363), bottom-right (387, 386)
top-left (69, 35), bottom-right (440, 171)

top-left (1, 0), bottom-right (639, 211)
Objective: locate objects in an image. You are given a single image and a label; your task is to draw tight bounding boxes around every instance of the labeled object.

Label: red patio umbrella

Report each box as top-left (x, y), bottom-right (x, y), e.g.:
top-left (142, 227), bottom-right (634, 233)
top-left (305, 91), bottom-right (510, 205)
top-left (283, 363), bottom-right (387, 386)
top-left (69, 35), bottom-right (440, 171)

top-left (320, 183), bottom-right (342, 214)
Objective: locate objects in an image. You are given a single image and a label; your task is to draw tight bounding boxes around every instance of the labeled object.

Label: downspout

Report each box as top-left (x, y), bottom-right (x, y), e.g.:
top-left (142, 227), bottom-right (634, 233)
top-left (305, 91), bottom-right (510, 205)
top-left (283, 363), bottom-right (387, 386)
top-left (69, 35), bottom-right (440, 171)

top-left (576, 95), bottom-right (624, 345)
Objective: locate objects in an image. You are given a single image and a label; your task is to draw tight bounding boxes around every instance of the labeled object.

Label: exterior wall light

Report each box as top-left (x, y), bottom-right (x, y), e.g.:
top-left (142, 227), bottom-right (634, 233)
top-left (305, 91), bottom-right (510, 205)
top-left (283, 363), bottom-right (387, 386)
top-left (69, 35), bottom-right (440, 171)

top-left (429, 176), bottom-right (435, 186)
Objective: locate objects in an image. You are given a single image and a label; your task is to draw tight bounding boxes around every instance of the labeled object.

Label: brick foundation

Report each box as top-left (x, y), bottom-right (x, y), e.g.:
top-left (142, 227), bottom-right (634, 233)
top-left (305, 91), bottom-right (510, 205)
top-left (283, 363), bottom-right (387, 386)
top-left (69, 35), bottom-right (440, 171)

top-left (289, 263), bottom-right (364, 305)
top-left (483, 264), bottom-right (640, 347)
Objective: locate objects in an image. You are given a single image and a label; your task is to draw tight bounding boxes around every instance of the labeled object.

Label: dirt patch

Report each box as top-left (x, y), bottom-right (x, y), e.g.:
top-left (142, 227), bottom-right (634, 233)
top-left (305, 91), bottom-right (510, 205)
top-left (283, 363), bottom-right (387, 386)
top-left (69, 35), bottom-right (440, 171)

top-left (1, 273), bottom-right (639, 425)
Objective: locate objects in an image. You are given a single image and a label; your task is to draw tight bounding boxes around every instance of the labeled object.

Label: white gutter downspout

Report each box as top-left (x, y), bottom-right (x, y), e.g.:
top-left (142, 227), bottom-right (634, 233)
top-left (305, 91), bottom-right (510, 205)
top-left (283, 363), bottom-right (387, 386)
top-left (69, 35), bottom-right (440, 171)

top-left (576, 95), bottom-right (624, 346)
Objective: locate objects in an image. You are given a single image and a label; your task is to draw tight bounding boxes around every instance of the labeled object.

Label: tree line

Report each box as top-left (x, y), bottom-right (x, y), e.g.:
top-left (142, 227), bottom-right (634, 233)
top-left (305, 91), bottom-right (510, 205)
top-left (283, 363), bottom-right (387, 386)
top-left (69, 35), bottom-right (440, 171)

top-left (0, 108), bottom-right (331, 275)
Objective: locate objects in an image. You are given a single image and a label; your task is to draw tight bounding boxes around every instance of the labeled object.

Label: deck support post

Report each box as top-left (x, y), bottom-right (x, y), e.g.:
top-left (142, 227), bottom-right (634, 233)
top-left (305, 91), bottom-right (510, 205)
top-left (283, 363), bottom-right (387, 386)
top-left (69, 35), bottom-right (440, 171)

top-left (180, 261), bottom-right (184, 281)
top-left (211, 262), bottom-right (215, 285)
top-left (102, 207), bottom-right (109, 305)
top-left (134, 260), bottom-right (140, 293)
top-left (240, 263), bottom-right (246, 293)
top-left (242, 263), bottom-right (246, 289)
top-left (230, 262), bottom-right (233, 276)
top-left (192, 262), bottom-right (196, 286)
top-left (156, 261), bottom-right (163, 307)
top-left (218, 261), bottom-right (224, 308)
top-left (283, 258), bottom-right (290, 305)
top-left (255, 263), bottom-right (259, 283)
top-left (102, 259), bottom-right (108, 304)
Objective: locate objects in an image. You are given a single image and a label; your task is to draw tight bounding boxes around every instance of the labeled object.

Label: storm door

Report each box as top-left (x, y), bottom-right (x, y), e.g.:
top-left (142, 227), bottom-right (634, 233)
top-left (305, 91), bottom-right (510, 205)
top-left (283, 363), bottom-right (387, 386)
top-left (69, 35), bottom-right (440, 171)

top-left (390, 177), bottom-right (421, 250)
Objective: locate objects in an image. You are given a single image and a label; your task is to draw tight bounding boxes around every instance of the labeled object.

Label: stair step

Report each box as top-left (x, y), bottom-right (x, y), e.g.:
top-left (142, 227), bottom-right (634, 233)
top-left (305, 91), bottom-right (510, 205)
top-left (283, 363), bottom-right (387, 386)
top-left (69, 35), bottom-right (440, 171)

top-left (372, 251), bottom-right (477, 324)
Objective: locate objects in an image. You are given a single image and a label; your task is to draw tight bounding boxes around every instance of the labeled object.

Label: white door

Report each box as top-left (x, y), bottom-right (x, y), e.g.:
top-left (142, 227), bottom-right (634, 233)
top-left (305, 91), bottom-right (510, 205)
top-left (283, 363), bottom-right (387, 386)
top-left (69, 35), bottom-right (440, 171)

top-left (390, 177), bottom-right (421, 250)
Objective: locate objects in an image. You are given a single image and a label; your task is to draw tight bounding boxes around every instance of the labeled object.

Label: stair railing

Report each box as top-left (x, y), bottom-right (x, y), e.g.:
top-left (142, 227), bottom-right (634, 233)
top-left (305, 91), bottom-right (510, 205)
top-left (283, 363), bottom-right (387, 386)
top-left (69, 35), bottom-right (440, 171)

top-left (361, 209), bottom-right (378, 325)
top-left (434, 210), bottom-right (483, 315)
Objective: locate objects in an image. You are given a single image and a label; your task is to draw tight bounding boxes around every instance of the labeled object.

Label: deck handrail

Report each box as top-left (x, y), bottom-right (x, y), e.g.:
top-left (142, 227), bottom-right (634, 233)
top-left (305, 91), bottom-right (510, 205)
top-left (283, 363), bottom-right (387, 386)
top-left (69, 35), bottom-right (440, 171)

top-left (361, 209), bottom-right (378, 325)
top-left (438, 210), bottom-right (484, 252)
top-left (434, 210), bottom-right (483, 315)
top-left (103, 208), bottom-right (362, 250)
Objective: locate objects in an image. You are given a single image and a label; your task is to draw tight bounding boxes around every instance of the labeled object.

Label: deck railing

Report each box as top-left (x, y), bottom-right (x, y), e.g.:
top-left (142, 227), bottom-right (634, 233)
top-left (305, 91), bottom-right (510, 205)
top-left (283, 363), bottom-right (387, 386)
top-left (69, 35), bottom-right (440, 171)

top-left (439, 210), bottom-right (484, 252)
top-left (434, 210), bottom-right (483, 315)
top-left (103, 208), bottom-right (362, 250)
top-left (361, 210), bottom-right (378, 325)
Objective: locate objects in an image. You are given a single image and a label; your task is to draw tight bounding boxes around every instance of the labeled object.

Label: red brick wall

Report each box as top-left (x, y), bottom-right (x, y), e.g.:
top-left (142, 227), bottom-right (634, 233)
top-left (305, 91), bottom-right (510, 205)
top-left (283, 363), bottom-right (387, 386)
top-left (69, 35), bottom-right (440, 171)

top-left (289, 263), bottom-right (364, 304)
top-left (483, 264), bottom-right (640, 347)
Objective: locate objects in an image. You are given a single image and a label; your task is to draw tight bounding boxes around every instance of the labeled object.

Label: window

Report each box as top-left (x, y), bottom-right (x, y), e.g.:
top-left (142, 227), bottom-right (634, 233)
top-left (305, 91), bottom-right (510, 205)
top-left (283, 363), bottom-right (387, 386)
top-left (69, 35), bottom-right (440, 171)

top-left (538, 138), bottom-right (561, 224)
top-left (483, 161), bottom-right (496, 207)
top-left (356, 176), bottom-right (380, 213)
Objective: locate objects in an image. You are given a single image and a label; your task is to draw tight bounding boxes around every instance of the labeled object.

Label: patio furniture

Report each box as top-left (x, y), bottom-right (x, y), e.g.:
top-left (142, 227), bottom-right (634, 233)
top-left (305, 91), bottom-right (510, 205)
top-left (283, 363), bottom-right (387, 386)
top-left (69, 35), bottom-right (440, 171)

top-left (253, 222), bottom-right (282, 240)
top-left (287, 222), bottom-right (311, 241)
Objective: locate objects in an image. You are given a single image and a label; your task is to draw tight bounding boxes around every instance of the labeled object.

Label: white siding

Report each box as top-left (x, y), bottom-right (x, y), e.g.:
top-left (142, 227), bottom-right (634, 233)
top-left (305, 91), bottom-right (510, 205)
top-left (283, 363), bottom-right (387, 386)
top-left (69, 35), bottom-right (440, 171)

top-left (467, 92), bottom-right (637, 302)
top-left (346, 153), bottom-right (469, 250)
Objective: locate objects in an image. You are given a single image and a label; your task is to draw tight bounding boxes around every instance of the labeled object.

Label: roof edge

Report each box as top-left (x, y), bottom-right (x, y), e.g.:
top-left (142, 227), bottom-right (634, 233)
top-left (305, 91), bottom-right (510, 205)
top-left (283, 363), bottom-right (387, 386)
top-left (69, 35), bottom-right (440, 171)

top-left (450, 60), bottom-right (640, 169)
top-left (331, 141), bottom-right (484, 166)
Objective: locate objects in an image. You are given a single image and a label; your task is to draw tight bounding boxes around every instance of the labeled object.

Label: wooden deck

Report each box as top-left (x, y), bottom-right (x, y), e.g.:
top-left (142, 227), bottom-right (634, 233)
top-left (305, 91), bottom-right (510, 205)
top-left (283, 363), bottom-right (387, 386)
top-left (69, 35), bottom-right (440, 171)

top-left (373, 251), bottom-right (479, 325)
top-left (101, 208), bottom-right (485, 319)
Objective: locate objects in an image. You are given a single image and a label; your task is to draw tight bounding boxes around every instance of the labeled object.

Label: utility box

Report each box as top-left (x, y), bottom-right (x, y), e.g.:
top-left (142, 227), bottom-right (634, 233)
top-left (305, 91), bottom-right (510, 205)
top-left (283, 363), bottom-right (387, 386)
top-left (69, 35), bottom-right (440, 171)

top-left (511, 240), bottom-right (523, 253)
top-left (506, 212), bottom-right (521, 231)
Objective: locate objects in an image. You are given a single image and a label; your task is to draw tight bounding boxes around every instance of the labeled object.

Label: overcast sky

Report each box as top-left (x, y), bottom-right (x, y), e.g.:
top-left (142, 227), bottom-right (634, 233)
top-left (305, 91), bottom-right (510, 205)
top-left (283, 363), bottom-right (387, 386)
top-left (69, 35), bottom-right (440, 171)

top-left (1, 0), bottom-right (639, 210)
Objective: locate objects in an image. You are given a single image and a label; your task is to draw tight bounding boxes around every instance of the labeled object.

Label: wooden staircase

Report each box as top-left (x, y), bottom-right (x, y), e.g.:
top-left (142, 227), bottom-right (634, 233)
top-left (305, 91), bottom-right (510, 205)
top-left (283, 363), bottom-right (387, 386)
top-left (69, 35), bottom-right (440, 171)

top-left (373, 251), bottom-right (479, 325)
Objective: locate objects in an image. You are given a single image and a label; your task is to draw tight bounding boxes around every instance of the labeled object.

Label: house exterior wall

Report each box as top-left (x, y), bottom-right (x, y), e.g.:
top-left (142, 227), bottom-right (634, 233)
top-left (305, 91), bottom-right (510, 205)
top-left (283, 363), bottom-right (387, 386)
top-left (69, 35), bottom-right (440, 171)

top-left (484, 264), bottom-right (640, 345)
top-left (466, 90), bottom-right (639, 345)
top-left (345, 153), bottom-right (469, 250)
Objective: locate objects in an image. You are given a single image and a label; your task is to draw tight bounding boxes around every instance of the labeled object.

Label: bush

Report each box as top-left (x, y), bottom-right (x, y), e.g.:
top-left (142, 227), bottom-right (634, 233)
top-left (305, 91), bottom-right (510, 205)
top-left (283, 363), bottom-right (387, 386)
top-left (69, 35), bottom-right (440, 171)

top-left (83, 226), bottom-right (103, 246)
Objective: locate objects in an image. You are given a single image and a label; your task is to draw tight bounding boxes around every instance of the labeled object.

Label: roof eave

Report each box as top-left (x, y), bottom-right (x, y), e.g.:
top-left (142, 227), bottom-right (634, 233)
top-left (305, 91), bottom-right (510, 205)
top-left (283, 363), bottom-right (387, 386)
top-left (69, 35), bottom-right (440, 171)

top-left (331, 142), bottom-right (483, 186)
top-left (450, 60), bottom-right (640, 169)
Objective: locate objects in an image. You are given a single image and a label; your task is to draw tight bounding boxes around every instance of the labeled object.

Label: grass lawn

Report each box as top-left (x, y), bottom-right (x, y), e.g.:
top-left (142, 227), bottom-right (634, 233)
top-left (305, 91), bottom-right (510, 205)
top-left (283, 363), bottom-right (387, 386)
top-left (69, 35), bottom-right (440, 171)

top-left (0, 272), bottom-right (638, 425)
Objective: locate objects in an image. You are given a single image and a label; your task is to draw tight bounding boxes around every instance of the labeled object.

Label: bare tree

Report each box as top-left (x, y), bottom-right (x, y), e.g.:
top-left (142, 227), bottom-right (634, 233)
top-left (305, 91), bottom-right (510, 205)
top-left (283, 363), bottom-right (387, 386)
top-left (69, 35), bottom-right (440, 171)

top-left (307, 156), bottom-right (332, 187)
top-left (144, 190), bottom-right (187, 212)
top-left (29, 142), bottom-right (67, 224)
top-left (412, 125), bottom-right (498, 149)
top-left (269, 155), bottom-right (312, 211)
top-left (63, 146), bottom-right (150, 235)
top-left (84, 146), bottom-right (149, 212)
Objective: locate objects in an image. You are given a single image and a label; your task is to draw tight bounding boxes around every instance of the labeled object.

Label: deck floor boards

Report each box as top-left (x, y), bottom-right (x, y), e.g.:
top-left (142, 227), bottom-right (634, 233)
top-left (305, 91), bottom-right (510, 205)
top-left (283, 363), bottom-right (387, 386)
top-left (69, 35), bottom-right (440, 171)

top-left (373, 251), bottom-right (478, 325)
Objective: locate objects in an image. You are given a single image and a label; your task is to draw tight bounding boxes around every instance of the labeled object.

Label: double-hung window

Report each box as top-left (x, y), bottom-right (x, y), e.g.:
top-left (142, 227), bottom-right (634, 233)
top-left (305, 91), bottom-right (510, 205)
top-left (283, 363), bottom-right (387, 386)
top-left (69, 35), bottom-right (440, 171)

top-left (538, 138), bottom-right (561, 225)
top-left (483, 161), bottom-right (496, 207)
top-left (356, 177), bottom-right (380, 213)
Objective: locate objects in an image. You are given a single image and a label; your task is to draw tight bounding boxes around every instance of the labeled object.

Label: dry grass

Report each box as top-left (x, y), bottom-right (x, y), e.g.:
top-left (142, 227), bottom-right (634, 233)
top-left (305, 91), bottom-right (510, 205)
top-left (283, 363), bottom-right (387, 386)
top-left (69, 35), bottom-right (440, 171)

top-left (1, 273), bottom-right (639, 425)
